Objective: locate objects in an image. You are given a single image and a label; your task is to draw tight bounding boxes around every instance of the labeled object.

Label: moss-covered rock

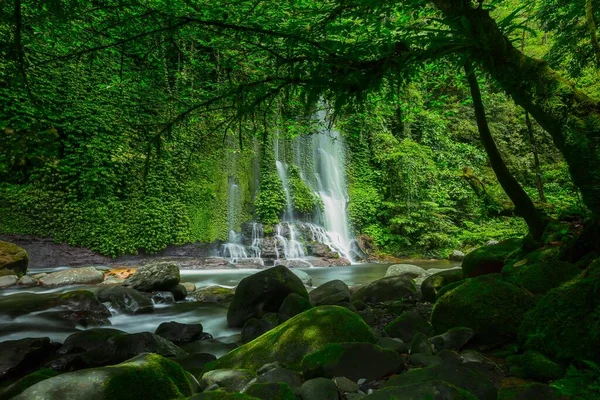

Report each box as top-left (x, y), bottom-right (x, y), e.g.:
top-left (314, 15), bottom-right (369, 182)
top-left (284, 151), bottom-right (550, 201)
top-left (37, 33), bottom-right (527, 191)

top-left (14, 353), bottom-right (196, 400)
top-left (227, 266), bottom-right (308, 327)
top-left (301, 342), bottom-right (403, 381)
top-left (431, 275), bottom-right (535, 343)
top-left (192, 286), bottom-right (235, 303)
top-left (205, 306), bottom-right (375, 372)
top-left (497, 383), bottom-right (558, 400)
top-left (364, 380), bottom-right (478, 400)
top-left (244, 382), bottom-right (296, 400)
top-left (502, 260), bottom-right (580, 294)
top-left (421, 269), bottom-right (464, 303)
top-left (200, 369), bottom-right (256, 391)
top-left (384, 311), bottom-right (434, 342)
top-left (462, 239), bottom-right (522, 278)
top-left (189, 391), bottom-right (260, 400)
top-left (350, 276), bottom-right (416, 304)
top-left (278, 293), bottom-right (312, 321)
top-left (308, 279), bottom-right (350, 306)
top-left (506, 351), bottom-right (564, 381)
top-left (0, 241), bottom-right (28, 277)
top-left (0, 368), bottom-right (58, 400)
top-left (519, 259), bottom-right (600, 361)
top-left (0, 337), bottom-right (59, 382)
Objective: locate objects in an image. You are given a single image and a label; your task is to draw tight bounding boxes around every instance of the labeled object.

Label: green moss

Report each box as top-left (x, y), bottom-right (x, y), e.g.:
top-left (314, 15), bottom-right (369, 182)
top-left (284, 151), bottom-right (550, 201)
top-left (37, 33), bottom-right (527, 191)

top-left (502, 260), bottom-right (580, 294)
top-left (507, 351), bottom-right (565, 381)
top-left (497, 383), bottom-right (558, 400)
top-left (435, 279), bottom-right (466, 299)
top-left (0, 368), bottom-right (58, 400)
top-left (431, 274), bottom-right (535, 341)
top-left (205, 306), bottom-right (375, 372)
top-left (255, 170), bottom-right (286, 225)
top-left (367, 381), bottom-right (478, 400)
top-left (287, 165), bottom-right (322, 215)
top-left (462, 238), bottom-right (522, 278)
top-left (189, 391), bottom-right (260, 400)
top-left (244, 382), bottom-right (296, 400)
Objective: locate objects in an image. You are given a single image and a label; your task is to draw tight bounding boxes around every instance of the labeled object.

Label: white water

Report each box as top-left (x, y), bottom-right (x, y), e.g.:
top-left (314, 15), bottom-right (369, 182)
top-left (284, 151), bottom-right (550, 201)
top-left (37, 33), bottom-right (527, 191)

top-left (222, 182), bottom-right (247, 262)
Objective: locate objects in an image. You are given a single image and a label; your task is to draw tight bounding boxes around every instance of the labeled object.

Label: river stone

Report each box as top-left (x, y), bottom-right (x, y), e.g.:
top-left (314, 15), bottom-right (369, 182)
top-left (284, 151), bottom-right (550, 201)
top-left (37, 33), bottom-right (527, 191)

top-left (13, 353), bottom-right (196, 400)
top-left (333, 376), bottom-right (360, 393)
top-left (0, 274), bottom-right (18, 288)
top-left (39, 267), bottom-right (104, 288)
top-left (299, 378), bottom-right (338, 400)
top-left (385, 264), bottom-right (428, 279)
top-left (309, 279), bottom-right (350, 306)
top-left (245, 382), bottom-right (296, 400)
top-left (291, 269), bottom-right (313, 286)
top-left (227, 265), bottom-right (308, 328)
top-left (170, 283), bottom-right (188, 301)
top-left (241, 316), bottom-right (277, 344)
top-left (302, 342), bottom-right (404, 381)
top-left (275, 259), bottom-right (314, 268)
top-left (95, 286), bottom-right (154, 314)
top-left (59, 328), bottom-right (126, 354)
top-left (155, 321), bottom-right (204, 344)
top-left (0, 241), bottom-right (28, 276)
top-left (351, 276), bottom-right (416, 304)
top-left (376, 337), bottom-right (408, 354)
top-left (0, 368), bottom-right (59, 400)
top-left (430, 327), bottom-right (475, 352)
top-left (17, 275), bottom-right (37, 287)
top-left (256, 367), bottom-right (303, 388)
top-left (201, 368), bottom-right (256, 391)
top-left (279, 293), bottom-right (313, 320)
top-left (384, 311), bottom-right (434, 342)
top-left (497, 383), bottom-right (558, 400)
top-left (181, 282), bottom-right (197, 292)
top-left (365, 380), bottom-right (477, 400)
top-left (0, 338), bottom-right (60, 381)
top-left (152, 291), bottom-right (175, 304)
top-left (450, 250), bottom-right (466, 261)
top-left (193, 286), bottom-right (235, 303)
top-left (410, 332), bottom-right (434, 356)
top-left (123, 262), bottom-right (180, 292)
top-left (422, 269), bottom-right (465, 303)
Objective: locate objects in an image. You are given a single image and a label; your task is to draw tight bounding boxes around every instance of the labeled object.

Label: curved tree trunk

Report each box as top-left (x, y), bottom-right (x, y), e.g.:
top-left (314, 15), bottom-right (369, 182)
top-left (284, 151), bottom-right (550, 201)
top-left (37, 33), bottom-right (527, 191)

top-left (464, 62), bottom-right (547, 240)
top-left (432, 0), bottom-right (600, 217)
top-left (586, 0), bottom-right (600, 68)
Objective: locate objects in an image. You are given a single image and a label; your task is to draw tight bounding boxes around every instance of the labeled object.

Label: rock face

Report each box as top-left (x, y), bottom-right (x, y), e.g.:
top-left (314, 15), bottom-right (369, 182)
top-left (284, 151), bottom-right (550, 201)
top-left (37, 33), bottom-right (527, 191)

top-left (206, 306), bottom-right (376, 372)
top-left (227, 265), bottom-right (308, 328)
top-left (123, 262), bottom-right (180, 292)
top-left (461, 238), bottom-right (522, 278)
top-left (431, 275), bottom-right (535, 343)
top-left (13, 353), bottom-right (196, 400)
top-left (0, 337), bottom-right (59, 381)
top-left (301, 342), bottom-right (404, 381)
top-left (421, 269), bottom-right (464, 303)
top-left (155, 321), bottom-right (204, 344)
top-left (39, 267), bottom-right (104, 288)
top-left (193, 286), bottom-right (235, 303)
top-left (351, 276), bottom-right (416, 304)
top-left (0, 241), bottom-right (28, 276)
top-left (95, 286), bottom-right (154, 314)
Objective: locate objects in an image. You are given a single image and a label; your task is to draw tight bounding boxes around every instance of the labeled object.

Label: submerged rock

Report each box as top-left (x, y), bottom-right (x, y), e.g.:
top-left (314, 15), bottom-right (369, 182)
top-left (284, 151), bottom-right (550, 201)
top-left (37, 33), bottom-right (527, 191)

top-left (0, 241), bottom-right (28, 276)
top-left (123, 262), bottom-right (180, 292)
top-left (39, 267), bottom-right (104, 288)
top-left (95, 286), bottom-right (154, 314)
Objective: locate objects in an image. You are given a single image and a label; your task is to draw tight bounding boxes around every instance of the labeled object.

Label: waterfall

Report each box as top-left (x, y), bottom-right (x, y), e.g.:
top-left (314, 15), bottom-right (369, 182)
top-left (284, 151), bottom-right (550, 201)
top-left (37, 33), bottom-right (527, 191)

top-left (222, 180), bottom-right (247, 262)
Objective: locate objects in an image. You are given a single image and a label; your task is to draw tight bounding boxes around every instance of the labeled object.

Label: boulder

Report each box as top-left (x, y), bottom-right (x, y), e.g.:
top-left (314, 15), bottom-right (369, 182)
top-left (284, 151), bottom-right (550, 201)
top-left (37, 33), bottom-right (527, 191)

top-left (151, 291), bottom-right (175, 304)
top-left (17, 275), bottom-right (37, 287)
top-left (256, 367), bottom-right (303, 388)
top-left (13, 353), bottom-right (196, 400)
top-left (279, 293), bottom-right (312, 320)
top-left (59, 328), bottom-right (125, 355)
top-left (0, 241), bottom-right (28, 276)
top-left (333, 376), bottom-right (359, 393)
top-left (461, 239), bottom-right (522, 278)
top-left (421, 269), bottom-right (464, 303)
top-left (410, 332), bottom-right (434, 356)
top-left (192, 286), bottom-right (235, 303)
top-left (384, 311), bottom-right (433, 342)
top-left (189, 392), bottom-right (259, 399)
top-left (450, 250), bottom-right (466, 261)
top-left (309, 279), bottom-right (350, 306)
top-left (155, 321), bottom-right (204, 344)
top-left (431, 275), bottom-right (534, 343)
top-left (302, 342), bottom-right (404, 381)
top-left (95, 286), bottom-right (154, 314)
top-left (123, 262), bottom-right (180, 292)
top-left (227, 265), bottom-right (308, 327)
top-left (351, 276), bottom-right (416, 304)
top-left (506, 351), bottom-right (564, 381)
top-left (0, 338), bottom-right (59, 381)
top-left (385, 264), bottom-right (428, 279)
top-left (205, 306), bottom-right (375, 372)
top-left (241, 317), bottom-right (277, 344)
top-left (172, 353), bottom-right (216, 377)
top-left (201, 368), bottom-right (256, 391)
top-left (365, 380), bottom-right (477, 399)
top-left (430, 327), bottom-right (474, 352)
top-left (181, 282), bottom-right (197, 292)
top-left (376, 337), bottom-right (408, 354)
top-left (502, 260), bottom-right (580, 294)
top-left (299, 378), bottom-right (338, 400)
top-left (0, 274), bottom-right (18, 288)
top-left (170, 284), bottom-right (188, 301)
top-left (291, 270), bottom-right (313, 287)
top-left (0, 368), bottom-right (58, 400)
top-left (244, 382), bottom-right (296, 400)
top-left (497, 383), bottom-right (558, 400)
top-left (39, 267), bottom-right (104, 288)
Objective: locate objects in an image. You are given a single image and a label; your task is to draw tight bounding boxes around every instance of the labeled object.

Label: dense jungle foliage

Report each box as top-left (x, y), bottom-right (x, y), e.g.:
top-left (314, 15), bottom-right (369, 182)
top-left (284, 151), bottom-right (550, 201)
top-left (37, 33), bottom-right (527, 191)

top-left (1, 0), bottom-right (599, 258)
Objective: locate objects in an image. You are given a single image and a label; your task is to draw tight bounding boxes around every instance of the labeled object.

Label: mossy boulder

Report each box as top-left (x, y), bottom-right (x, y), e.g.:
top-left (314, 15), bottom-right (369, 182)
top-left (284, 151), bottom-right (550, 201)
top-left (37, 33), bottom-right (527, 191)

top-left (0, 368), bottom-right (58, 400)
top-left (506, 351), bottom-right (564, 381)
top-left (364, 380), bottom-right (478, 400)
top-left (205, 306), bottom-right (375, 372)
top-left (301, 342), bottom-right (404, 381)
top-left (96, 286), bottom-right (154, 314)
top-left (421, 269), bottom-right (464, 303)
top-left (278, 293), bottom-right (312, 321)
top-left (350, 276), bottom-right (416, 304)
top-left (40, 267), bottom-right (105, 288)
top-left (59, 328), bottom-right (126, 354)
top-left (429, 327), bottom-right (475, 352)
top-left (189, 393), bottom-right (259, 400)
top-left (497, 383), bottom-right (558, 400)
top-left (462, 239), bottom-right (522, 278)
top-left (384, 311), bottom-right (434, 342)
top-left (13, 353), bottom-right (196, 400)
top-left (193, 286), bottom-right (235, 303)
top-left (431, 275), bottom-right (535, 343)
top-left (244, 382), bottom-right (296, 400)
top-left (200, 369), bottom-right (256, 391)
top-left (227, 266), bottom-right (308, 327)
top-left (519, 259), bottom-right (600, 361)
top-left (502, 260), bottom-right (580, 294)
top-left (308, 279), bottom-right (350, 306)
top-left (0, 241), bottom-right (28, 277)
top-left (123, 262), bottom-right (180, 293)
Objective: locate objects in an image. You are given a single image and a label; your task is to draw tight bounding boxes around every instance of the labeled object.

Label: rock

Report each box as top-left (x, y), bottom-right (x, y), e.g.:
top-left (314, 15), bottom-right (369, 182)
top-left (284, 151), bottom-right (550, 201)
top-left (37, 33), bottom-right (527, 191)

top-left (13, 353), bottom-right (196, 400)
top-left (172, 353), bottom-right (216, 377)
top-left (170, 283), bottom-right (188, 301)
top-left (39, 267), bottom-right (104, 288)
top-left (245, 382), bottom-right (296, 400)
top-left (333, 376), bottom-right (360, 393)
top-left (421, 269), bottom-right (464, 303)
top-left (502, 260), bottom-right (580, 294)
top-left (201, 257), bottom-right (236, 269)
top-left (205, 306), bottom-right (375, 372)
top-left (291, 269), bottom-right (313, 286)
top-left (299, 378), bottom-right (338, 400)
top-left (376, 337), bottom-right (408, 354)
top-left (0, 368), bottom-right (59, 400)
top-left (506, 351), bottom-right (564, 381)
top-left (309, 279), bottom-right (350, 306)
top-left (256, 367), bottom-right (303, 388)
top-left (59, 328), bottom-right (125, 354)
top-left (151, 291), bottom-right (175, 304)
top-left (99, 277), bottom-right (125, 285)
top-left (384, 311), bottom-right (434, 342)
top-left (385, 264), bottom-right (428, 279)
top-left (382, 358), bottom-right (497, 400)
top-left (0, 274), bottom-right (18, 288)
top-left (234, 258), bottom-right (265, 269)
top-left (0, 241), bottom-right (28, 276)
top-left (365, 380), bottom-right (477, 399)
top-left (274, 259), bottom-right (314, 268)
top-left (201, 368), bottom-right (256, 391)
top-left (17, 275), bottom-right (37, 287)
top-left (351, 276), bottom-right (416, 304)
top-left (430, 327), bottom-right (475, 352)
top-left (458, 350), bottom-right (505, 384)
top-left (155, 321), bottom-right (204, 344)
top-left (181, 282), bottom-right (197, 292)
top-left (189, 392), bottom-right (259, 399)
top-left (0, 338), bottom-right (60, 381)
top-left (450, 250), bottom-right (466, 261)
top-left (410, 332), bottom-right (433, 356)
top-left (241, 316), bottom-right (277, 344)
top-left (302, 342), bottom-right (404, 381)
top-left (431, 274), bottom-right (534, 343)
top-left (409, 354), bottom-right (443, 367)
top-left (309, 257), bottom-right (352, 267)
top-left (123, 262), bottom-right (180, 292)
top-left (192, 286), bottom-right (235, 303)
top-left (279, 293), bottom-right (312, 320)
top-left (95, 286), bottom-right (154, 314)
top-left (227, 265), bottom-right (308, 328)
top-left (461, 238), bottom-right (522, 278)
top-left (497, 383), bottom-right (558, 400)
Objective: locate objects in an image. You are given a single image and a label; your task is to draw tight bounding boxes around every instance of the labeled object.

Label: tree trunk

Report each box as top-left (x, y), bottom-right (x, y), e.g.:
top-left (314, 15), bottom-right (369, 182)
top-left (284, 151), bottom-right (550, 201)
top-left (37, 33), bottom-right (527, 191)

top-left (525, 112), bottom-right (547, 202)
top-left (432, 0), bottom-right (600, 217)
top-left (586, 0), bottom-right (600, 68)
top-left (464, 62), bottom-right (547, 240)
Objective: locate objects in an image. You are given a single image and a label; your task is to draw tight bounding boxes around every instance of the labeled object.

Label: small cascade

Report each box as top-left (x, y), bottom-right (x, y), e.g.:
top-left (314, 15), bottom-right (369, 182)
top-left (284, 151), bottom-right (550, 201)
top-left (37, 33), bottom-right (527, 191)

top-left (275, 160), bottom-right (294, 221)
top-left (249, 223), bottom-right (263, 258)
top-left (222, 230), bottom-right (248, 262)
top-left (275, 223), bottom-right (306, 260)
top-left (222, 179), bottom-right (248, 263)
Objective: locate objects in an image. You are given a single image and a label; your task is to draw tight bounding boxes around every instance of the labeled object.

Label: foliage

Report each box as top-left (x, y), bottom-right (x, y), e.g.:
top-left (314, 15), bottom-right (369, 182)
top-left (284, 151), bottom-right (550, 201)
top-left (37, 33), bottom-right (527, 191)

top-left (552, 361), bottom-right (600, 399)
top-left (255, 171), bottom-right (286, 226)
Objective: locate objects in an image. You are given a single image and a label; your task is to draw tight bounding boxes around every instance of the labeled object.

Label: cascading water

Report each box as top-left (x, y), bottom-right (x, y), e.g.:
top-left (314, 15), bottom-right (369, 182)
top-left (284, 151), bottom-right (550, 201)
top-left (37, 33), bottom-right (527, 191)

top-left (222, 180), bottom-right (248, 262)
